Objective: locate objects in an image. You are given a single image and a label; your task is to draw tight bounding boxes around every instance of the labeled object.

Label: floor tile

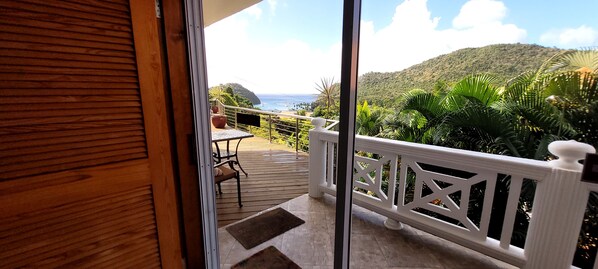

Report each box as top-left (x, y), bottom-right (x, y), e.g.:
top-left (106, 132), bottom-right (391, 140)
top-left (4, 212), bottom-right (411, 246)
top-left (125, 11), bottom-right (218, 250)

top-left (289, 211), bottom-right (331, 235)
top-left (288, 194), bottom-right (331, 213)
top-left (374, 230), bottom-right (443, 268)
top-left (218, 229), bottom-right (235, 263)
top-left (223, 231), bottom-right (284, 265)
top-left (219, 194), bottom-right (520, 269)
top-left (349, 233), bottom-right (388, 267)
top-left (281, 231), bottom-right (334, 266)
top-left (418, 235), bottom-right (500, 269)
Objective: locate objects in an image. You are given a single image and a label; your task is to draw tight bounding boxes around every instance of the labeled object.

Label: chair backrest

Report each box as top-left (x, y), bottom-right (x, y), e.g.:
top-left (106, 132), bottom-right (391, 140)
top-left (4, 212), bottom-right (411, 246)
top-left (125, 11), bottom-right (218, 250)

top-left (236, 113), bottom-right (261, 127)
top-left (214, 166), bottom-right (237, 183)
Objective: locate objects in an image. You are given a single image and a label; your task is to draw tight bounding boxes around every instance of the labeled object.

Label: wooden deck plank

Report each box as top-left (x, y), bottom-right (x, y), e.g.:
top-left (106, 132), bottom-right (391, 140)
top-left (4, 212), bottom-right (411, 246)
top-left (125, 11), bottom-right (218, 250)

top-left (215, 136), bottom-right (308, 227)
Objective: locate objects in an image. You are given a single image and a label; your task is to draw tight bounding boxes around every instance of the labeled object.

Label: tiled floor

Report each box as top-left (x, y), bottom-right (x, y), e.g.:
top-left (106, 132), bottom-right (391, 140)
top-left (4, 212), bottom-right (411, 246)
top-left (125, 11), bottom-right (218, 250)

top-left (218, 194), bottom-right (518, 269)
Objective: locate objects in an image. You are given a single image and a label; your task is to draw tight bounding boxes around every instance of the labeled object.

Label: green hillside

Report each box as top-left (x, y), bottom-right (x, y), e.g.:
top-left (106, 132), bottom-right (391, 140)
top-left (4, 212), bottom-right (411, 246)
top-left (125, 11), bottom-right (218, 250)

top-left (358, 44), bottom-right (562, 106)
top-left (222, 83), bottom-right (261, 105)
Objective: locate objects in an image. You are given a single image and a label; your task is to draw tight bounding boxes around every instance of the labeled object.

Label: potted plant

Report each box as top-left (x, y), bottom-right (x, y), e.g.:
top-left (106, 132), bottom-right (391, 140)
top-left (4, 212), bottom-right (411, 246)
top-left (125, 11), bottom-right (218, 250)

top-left (211, 114), bottom-right (227, 128)
top-left (210, 99), bottom-right (219, 114)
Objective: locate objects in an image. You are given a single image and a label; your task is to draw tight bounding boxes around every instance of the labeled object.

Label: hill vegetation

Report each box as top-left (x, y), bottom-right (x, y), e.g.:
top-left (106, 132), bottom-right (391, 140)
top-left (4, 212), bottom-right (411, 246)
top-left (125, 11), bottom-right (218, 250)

top-left (358, 44), bottom-right (562, 106)
top-left (312, 47), bottom-right (598, 268)
top-left (221, 83), bottom-right (261, 105)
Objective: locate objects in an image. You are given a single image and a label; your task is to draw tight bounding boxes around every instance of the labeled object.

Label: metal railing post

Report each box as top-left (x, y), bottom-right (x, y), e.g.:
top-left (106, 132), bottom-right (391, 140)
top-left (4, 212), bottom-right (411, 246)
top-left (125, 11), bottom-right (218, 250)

top-left (218, 103), bottom-right (338, 151)
top-left (268, 114), bottom-right (272, 143)
top-left (295, 118), bottom-right (299, 154)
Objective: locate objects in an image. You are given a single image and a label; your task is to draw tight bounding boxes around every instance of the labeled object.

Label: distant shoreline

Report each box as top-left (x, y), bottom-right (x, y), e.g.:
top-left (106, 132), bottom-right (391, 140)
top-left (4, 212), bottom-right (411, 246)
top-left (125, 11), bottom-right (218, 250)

top-left (255, 94), bottom-right (317, 112)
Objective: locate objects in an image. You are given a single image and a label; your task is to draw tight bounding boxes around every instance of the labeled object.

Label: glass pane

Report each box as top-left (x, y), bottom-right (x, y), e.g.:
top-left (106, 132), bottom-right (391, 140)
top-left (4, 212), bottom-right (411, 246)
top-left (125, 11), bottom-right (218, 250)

top-left (204, 1), bottom-right (342, 267)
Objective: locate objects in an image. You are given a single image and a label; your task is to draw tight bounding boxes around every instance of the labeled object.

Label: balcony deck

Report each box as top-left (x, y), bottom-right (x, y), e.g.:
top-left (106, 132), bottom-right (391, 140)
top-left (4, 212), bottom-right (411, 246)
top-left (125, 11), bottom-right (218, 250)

top-left (215, 136), bottom-right (517, 268)
top-left (219, 194), bottom-right (518, 269)
top-left (215, 136), bottom-right (309, 227)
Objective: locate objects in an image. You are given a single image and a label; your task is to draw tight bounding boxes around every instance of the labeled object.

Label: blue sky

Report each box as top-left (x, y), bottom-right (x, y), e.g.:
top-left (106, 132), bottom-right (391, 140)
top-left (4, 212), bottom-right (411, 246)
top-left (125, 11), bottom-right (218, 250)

top-left (205, 0), bottom-right (598, 94)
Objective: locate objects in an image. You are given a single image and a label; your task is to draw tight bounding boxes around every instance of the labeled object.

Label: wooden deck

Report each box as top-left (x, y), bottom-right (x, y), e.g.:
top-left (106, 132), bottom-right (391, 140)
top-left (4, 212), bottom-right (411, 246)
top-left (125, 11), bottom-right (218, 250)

top-left (215, 136), bottom-right (309, 227)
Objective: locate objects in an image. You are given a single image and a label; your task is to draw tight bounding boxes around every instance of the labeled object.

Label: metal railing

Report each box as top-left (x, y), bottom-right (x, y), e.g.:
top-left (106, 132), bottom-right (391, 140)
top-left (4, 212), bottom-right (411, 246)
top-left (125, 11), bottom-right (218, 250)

top-left (216, 101), bottom-right (338, 153)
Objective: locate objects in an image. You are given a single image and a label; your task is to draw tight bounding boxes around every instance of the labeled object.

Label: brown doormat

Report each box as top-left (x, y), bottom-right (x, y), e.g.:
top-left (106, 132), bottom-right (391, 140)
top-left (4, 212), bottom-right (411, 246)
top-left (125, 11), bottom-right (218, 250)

top-left (226, 207), bottom-right (305, 249)
top-left (232, 246), bottom-right (301, 269)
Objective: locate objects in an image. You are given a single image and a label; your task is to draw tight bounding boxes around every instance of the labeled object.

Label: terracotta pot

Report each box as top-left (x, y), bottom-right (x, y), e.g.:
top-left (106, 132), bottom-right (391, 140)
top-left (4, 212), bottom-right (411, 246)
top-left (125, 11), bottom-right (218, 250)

top-left (211, 106), bottom-right (219, 114)
top-left (211, 114), bottom-right (227, 128)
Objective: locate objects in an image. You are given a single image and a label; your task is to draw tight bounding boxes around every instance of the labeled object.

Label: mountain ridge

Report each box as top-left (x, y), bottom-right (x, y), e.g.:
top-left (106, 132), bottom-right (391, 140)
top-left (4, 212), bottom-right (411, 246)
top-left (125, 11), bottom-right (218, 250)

top-left (357, 44), bottom-right (562, 106)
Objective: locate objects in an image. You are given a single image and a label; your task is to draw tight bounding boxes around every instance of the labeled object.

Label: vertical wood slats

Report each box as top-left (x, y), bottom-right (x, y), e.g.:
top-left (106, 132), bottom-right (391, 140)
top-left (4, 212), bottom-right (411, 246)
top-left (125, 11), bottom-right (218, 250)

top-left (0, 0), bottom-right (147, 181)
top-left (0, 186), bottom-right (161, 268)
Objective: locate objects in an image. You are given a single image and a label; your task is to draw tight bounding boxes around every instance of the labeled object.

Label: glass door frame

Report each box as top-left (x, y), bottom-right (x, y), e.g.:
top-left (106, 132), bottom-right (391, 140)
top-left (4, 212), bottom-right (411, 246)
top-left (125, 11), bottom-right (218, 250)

top-left (183, 0), bottom-right (220, 267)
top-left (183, 0), bottom-right (363, 268)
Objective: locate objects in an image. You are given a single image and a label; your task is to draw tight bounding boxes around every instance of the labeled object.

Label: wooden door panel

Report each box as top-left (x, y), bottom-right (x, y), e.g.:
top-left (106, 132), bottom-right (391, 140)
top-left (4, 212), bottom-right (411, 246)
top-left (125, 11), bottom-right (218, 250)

top-left (0, 160), bottom-right (166, 268)
top-left (0, 0), bottom-right (182, 267)
top-left (0, 0), bottom-right (144, 180)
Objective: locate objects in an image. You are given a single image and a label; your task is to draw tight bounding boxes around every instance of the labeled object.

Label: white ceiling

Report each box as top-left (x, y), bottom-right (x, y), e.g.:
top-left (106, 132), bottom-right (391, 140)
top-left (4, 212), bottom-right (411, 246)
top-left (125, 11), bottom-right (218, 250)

top-left (203, 0), bottom-right (262, 27)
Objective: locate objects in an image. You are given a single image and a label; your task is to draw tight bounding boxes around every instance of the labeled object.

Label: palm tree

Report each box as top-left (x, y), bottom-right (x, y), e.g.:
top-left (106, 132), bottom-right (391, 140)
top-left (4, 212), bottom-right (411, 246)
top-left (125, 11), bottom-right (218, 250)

top-left (398, 74), bottom-right (541, 157)
top-left (392, 51), bottom-right (598, 267)
top-left (510, 49), bottom-right (598, 148)
top-left (406, 71), bottom-right (583, 159)
top-left (209, 86), bottom-right (238, 106)
top-left (314, 77), bottom-right (339, 118)
top-left (355, 101), bottom-right (385, 136)
top-left (538, 48), bottom-right (598, 74)
top-left (397, 65), bottom-right (598, 266)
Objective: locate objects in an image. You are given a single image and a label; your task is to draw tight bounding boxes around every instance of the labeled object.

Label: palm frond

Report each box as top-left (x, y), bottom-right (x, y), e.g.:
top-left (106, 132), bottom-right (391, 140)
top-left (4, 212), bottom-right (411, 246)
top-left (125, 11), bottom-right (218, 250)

top-left (543, 49), bottom-right (598, 73)
top-left (541, 71), bottom-right (597, 107)
top-left (450, 74), bottom-right (501, 106)
top-left (440, 103), bottom-right (524, 157)
top-left (503, 72), bottom-right (535, 102)
top-left (401, 92), bottom-right (446, 121)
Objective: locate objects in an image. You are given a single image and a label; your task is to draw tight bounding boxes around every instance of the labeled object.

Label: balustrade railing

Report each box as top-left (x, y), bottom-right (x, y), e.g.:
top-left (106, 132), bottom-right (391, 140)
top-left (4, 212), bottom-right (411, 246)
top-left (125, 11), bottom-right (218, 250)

top-left (308, 118), bottom-right (597, 269)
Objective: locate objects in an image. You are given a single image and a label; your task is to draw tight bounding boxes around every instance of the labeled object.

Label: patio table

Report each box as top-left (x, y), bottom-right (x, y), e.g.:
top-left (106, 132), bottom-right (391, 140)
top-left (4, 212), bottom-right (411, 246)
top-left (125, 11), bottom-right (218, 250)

top-left (211, 128), bottom-right (254, 176)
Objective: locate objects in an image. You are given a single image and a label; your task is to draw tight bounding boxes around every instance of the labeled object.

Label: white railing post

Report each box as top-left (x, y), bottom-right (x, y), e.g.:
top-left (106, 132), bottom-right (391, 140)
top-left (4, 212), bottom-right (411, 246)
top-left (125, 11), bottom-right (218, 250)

top-left (524, 140), bottom-right (596, 269)
top-left (308, 118), bottom-right (326, 198)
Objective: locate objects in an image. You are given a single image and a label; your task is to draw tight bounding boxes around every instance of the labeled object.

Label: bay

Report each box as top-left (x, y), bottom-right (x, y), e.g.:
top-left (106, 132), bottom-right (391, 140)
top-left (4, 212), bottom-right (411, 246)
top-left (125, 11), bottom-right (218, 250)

top-left (254, 94), bottom-right (317, 112)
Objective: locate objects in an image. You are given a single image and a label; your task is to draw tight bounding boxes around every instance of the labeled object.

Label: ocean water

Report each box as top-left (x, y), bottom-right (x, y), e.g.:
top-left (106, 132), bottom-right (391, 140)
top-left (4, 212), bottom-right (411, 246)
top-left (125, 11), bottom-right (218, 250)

top-left (254, 94), bottom-right (318, 111)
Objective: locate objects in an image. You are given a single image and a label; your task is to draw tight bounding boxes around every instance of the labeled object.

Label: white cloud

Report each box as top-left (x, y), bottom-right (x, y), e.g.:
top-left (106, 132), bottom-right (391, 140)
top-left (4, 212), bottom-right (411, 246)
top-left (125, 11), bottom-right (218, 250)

top-left (243, 6), bottom-right (262, 20)
top-left (267, 0), bottom-right (278, 15)
top-left (205, 0), bottom-right (526, 94)
top-left (452, 0), bottom-right (507, 29)
top-left (358, 0), bottom-right (526, 75)
top-left (540, 25), bottom-right (598, 48)
top-left (205, 16), bottom-right (339, 94)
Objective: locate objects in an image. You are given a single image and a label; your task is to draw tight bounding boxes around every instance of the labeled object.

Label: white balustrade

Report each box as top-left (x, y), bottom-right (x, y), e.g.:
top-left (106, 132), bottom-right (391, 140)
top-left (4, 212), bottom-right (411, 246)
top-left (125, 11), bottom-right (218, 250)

top-left (308, 118), bottom-right (327, 198)
top-left (524, 140), bottom-right (595, 269)
top-left (308, 118), bottom-right (596, 269)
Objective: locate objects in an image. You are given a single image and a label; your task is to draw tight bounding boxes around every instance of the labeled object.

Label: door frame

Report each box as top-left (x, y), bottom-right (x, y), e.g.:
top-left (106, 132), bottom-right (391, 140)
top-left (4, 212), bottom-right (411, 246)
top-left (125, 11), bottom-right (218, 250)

top-left (181, 0), bottom-right (221, 267)
top-left (174, 0), bottom-right (364, 267)
top-left (334, 0), bottom-right (362, 267)
top-left (161, 0), bottom-right (219, 267)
